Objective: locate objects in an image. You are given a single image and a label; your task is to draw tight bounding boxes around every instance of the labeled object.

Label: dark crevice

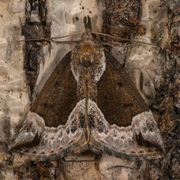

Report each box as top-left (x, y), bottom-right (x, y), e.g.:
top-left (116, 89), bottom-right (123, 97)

top-left (23, 0), bottom-right (50, 98)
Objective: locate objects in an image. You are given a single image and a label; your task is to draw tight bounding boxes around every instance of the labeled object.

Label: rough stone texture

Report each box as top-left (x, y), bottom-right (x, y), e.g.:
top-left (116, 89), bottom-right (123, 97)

top-left (0, 0), bottom-right (180, 179)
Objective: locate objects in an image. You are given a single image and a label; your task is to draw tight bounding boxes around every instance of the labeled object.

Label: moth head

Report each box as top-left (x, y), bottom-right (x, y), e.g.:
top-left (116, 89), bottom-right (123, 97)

top-left (81, 32), bottom-right (95, 41)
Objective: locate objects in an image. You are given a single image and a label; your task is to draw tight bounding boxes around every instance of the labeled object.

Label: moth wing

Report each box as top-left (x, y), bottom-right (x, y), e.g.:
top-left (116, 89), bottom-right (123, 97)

top-left (31, 52), bottom-right (79, 127)
top-left (88, 51), bottom-right (164, 158)
top-left (97, 50), bottom-right (150, 127)
top-left (11, 52), bottom-right (88, 159)
top-left (12, 100), bottom-right (88, 160)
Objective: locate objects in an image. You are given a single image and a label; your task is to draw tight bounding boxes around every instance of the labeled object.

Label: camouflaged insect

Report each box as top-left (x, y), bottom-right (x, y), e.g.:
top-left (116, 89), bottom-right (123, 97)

top-left (11, 16), bottom-right (164, 161)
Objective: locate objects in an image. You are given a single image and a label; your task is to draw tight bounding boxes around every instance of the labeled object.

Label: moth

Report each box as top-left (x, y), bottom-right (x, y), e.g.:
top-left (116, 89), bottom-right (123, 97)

top-left (11, 16), bottom-right (164, 161)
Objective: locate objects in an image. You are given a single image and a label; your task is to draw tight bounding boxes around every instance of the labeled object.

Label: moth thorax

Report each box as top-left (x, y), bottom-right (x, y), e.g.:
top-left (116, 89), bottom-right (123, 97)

top-left (80, 44), bottom-right (94, 68)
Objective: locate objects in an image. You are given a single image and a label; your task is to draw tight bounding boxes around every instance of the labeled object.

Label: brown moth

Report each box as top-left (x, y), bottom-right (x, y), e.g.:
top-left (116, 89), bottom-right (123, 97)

top-left (11, 16), bottom-right (164, 161)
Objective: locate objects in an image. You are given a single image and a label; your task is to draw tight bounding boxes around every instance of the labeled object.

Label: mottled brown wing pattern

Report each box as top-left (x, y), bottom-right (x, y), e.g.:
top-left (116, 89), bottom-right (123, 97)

top-left (31, 52), bottom-right (78, 127)
top-left (96, 50), bottom-right (149, 127)
top-left (11, 51), bottom-right (88, 160)
top-left (86, 48), bottom-right (164, 158)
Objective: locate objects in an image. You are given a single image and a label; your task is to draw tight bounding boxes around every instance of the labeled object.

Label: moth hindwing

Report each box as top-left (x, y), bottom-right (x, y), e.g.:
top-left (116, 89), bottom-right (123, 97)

top-left (12, 16), bottom-right (164, 160)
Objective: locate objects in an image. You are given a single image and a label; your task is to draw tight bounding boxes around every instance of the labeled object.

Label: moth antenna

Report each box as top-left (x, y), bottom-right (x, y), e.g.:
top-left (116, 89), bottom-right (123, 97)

top-left (93, 32), bottom-right (159, 48)
top-left (51, 40), bottom-right (81, 44)
top-left (14, 32), bottom-right (83, 43)
top-left (101, 42), bottom-right (134, 47)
